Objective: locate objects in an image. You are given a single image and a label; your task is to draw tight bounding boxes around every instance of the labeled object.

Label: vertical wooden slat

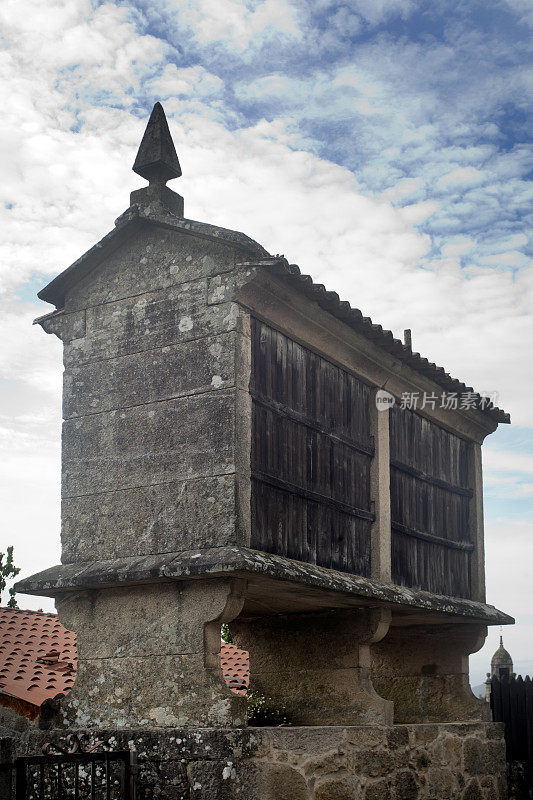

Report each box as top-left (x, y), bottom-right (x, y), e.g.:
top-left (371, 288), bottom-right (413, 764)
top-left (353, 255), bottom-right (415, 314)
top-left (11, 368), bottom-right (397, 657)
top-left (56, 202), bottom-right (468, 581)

top-left (249, 318), bottom-right (373, 576)
top-left (390, 403), bottom-right (473, 598)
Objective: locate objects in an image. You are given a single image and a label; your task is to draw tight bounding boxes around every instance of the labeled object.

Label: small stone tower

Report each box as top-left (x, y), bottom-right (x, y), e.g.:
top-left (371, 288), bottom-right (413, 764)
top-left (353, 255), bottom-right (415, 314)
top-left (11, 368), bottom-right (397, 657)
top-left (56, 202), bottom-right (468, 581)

top-left (16, 102), bottom-right (513, 731)
top-left (485, 634), bottom-right (514, 701)
top-left (491, 635), bottom-right (514, 680)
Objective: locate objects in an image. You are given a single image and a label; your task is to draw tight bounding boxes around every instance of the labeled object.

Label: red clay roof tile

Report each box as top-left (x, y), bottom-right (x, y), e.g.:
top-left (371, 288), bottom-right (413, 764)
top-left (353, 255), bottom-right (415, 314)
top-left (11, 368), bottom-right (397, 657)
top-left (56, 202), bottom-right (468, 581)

top-left (220, 642), bottom-right (249, 696)
top-left (0, 607), bottom-right (77, 710)
top-left (1, 608), bottom-right (250, 715)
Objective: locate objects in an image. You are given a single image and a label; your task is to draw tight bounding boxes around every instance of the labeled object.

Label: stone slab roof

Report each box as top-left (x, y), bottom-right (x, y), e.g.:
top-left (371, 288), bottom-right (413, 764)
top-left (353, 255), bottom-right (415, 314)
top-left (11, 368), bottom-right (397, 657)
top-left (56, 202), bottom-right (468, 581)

top-left (36, 204), bottom-right (509, 425)
top-left (0, 607), bottom-right (76, 718)
top-left (15, 547), bottom-right (515, 626)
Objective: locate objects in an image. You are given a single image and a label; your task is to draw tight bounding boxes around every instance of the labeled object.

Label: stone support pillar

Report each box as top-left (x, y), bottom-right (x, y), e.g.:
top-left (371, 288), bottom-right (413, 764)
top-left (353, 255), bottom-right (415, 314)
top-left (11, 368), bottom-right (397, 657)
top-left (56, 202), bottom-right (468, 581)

top-left (232, 607), bottom-right (393, 726)
top-left (469, 443), bottom-right (486, 603)
top-left (371, 623), bottom-right (489, 723)
top-left (370, 389), bottom-right (392, 583)
top-left (50, 578), bottom-right (247, 729)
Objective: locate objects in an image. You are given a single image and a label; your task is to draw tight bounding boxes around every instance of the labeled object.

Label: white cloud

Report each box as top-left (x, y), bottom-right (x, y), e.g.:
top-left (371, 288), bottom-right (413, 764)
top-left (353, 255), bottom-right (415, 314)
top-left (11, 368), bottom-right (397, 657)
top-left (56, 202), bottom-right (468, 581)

top-left (438, 166), bottom-right (485, 188)
top-left (351, 0), bottom-right (415, 25)
top-left (397, 199), bottom-right (439, 224)
top-left (504, 0), bottom-right (533, 28)
top-left (163, 0), bottom-right (301, 50)
top-left (484, 449), bottom-right (533, 477)
top-left (0, 0), bottom-right (171, 292)
top-left (381, 176), bottom-right (424, 202)
top-left (148, 64), bottom-right (224, 99)
top-left (441, 237), bottom-right (476, 258)
top-left (470, 518), bottom-right (533, 685)
top-left (480, 251), bottom-right (529, 267)
top-left (0, 300), bottom-right (61, 613)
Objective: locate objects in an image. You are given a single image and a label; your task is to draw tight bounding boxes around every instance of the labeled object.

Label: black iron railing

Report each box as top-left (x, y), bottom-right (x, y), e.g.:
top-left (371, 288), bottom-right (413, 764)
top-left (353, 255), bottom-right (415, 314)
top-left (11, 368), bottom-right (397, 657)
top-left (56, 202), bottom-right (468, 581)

top-left (14, 749), bottom-right (137, 800)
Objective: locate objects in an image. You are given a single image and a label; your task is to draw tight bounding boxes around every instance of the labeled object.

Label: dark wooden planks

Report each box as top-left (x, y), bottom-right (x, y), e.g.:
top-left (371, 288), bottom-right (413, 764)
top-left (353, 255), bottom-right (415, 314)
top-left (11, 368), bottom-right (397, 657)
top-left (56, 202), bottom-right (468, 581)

top-left (250, 318), bottom-right (373, 577)
top-left (389, 404), bottom-right (473, 598)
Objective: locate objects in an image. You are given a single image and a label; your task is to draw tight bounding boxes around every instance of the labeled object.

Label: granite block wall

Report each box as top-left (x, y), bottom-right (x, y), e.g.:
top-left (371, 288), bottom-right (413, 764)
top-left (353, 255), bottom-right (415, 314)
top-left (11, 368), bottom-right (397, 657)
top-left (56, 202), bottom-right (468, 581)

top-left (2, 723), bottom-right (507, 800)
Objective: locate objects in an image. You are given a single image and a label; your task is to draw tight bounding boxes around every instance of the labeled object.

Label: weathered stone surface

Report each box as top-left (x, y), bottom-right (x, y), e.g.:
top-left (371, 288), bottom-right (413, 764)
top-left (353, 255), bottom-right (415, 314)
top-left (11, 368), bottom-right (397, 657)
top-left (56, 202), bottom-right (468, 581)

top-left (136, 758), bottom-right (189, 800)
top-left (64, 227), bottom-right (237, 312)
top-left (38, 307), bottom-right (86, 342)
top-left (61, 475), bottom-right (237, 562)
top-left (315, 774), bottom-right (362, 799)
top-left (52, 580), bottom-right (247, 729)
top-left (387, 725), bottom-right (410, 749)
top-left (395, 769), bottom-right (420, 799)
top-left (64, 280), bottom-right (237, 368)
top-left (364, 778), bottom-right (392, 799)
top-left (61, 390), bottom-right (234, 497)
top-left (58, 652), bottom-right (246, 730)
top-left (56, 581), bottom-right (220, 658)
top-left (464, 737), bottom-right (505, 776)
top-left (232, 609), bottom-right (393, 726)
top-left (372, 624), bottom-right (490, 723)
top-left (350, 748), bottom-right (394, 777)
top-left (63, 331), bottom-right (235, 418)
top-left (427, 766), bottom-right (454, 799)
top-left (269, 727), bottom-right (348, 757)
top-left (15, 547), bottom-right (514, 628)
top-left (132, 102), bottom-right (182, 184)
top-left (188, 760), bottom-right (239, 799)
top-left (261, 763), bottom-right (308, 800)
top-left (462, 778), bottom-right (484, 800)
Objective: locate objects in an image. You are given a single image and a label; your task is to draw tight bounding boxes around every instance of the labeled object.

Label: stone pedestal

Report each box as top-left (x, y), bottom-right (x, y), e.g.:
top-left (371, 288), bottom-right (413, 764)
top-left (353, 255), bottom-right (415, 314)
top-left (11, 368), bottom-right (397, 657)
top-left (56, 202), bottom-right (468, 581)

top-left (371, 623), bottom-right (489, 723)
top-left (232, 608), bottom-right (393, 726)
top-left (50, 579), bottom-right (247, 729)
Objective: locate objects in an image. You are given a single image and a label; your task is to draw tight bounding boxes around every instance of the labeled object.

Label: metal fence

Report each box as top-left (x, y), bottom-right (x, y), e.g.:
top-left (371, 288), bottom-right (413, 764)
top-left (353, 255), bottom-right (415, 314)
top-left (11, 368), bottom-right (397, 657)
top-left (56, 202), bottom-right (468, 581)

top-left (13, 749), bottom-right (137, 800)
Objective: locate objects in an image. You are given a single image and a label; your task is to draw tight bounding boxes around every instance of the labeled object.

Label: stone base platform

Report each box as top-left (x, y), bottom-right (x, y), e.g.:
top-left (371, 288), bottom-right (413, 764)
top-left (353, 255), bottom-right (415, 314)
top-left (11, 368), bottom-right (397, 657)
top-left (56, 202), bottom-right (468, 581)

top-left (2, 723), bottom-right (507, 800)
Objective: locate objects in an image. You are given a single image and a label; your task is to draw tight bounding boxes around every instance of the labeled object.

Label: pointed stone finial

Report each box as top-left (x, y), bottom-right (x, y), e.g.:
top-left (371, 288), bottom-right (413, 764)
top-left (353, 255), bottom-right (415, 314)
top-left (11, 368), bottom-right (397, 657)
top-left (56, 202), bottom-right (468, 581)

top-left (130, 102), bottom-right (184, 217)
top-left (133, 102), bottom-right (182, 184)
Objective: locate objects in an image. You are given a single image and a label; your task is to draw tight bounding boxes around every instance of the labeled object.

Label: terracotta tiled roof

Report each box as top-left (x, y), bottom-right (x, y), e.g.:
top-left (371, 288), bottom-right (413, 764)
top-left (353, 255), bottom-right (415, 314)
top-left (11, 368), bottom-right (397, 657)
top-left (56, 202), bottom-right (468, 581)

top-left (0, 607), bottom-right (77, 716)
top-left (220, 642), bottom-right (249, 695)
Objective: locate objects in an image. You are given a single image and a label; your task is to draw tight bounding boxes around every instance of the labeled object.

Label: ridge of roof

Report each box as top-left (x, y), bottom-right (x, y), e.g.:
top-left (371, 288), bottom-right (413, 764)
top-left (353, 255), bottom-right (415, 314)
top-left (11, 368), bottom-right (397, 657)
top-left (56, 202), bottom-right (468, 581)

top-left (244, 255), bottom-right (509, 425)
top-left (37, 204), bottom-right (269, 307)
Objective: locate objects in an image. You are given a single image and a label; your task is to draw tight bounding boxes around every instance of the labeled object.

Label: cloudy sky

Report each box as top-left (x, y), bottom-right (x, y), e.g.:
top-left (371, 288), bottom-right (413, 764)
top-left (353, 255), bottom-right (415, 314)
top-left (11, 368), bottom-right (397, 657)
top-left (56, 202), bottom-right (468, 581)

top-left (0, 0), bottom-right (531, 686)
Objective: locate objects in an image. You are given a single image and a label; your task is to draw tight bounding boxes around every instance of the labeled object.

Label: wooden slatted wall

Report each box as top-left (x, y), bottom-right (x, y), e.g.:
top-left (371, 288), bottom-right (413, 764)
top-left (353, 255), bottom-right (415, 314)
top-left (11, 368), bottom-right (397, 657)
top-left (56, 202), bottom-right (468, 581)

top-left (250, 318), bottom-right (374, 576)
top-left (389, 404), bottom-right (473, 598)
